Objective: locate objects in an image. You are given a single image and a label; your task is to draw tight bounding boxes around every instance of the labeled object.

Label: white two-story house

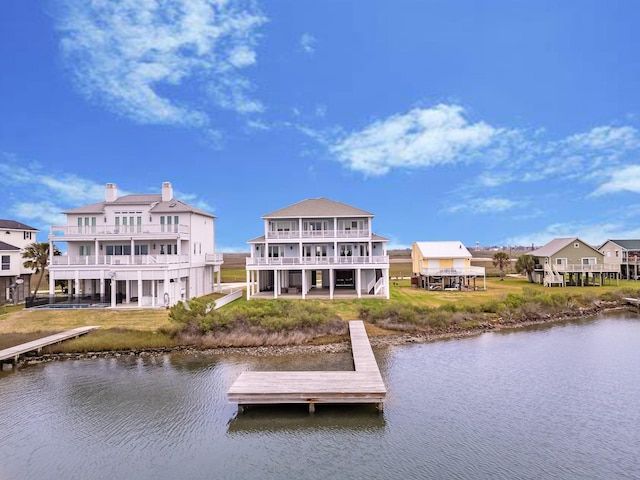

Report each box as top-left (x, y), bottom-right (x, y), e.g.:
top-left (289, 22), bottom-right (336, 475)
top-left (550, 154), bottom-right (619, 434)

top-left (245, 198), bottom-right (390, 300)
top-left (0, 219), bottom-right (38, 305)
top-left (47, 182), bottom-right (223, 307)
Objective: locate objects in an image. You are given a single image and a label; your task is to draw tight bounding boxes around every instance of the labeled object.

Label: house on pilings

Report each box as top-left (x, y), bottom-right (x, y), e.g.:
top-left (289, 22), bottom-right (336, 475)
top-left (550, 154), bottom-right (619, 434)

top-left (531, 237), bottom-right (619, 287)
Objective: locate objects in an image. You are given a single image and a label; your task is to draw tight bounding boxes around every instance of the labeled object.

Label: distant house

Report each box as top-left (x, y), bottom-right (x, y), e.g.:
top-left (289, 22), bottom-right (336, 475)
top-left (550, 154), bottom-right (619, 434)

top-left (411, 241), bottom-right (486, 290)
top-left (245, 198), bottom-right (390, 300)
top-left (0, 219), bottom-right (38, 304)
top-left (531, 237), bottom-right (619, 287)
top-left (599, 240), bottom-right (640, 280)
top-left (47, 182), bottom-right (223, 308)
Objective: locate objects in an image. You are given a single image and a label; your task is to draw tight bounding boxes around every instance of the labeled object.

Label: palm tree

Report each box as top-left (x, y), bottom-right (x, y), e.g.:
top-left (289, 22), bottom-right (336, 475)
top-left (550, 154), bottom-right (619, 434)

top-left (492, 251), bottom-right (511, 281)
top-left (515, 254), bottom-right (536, 283)
top-left (22, 242), bottom-right (61, 297)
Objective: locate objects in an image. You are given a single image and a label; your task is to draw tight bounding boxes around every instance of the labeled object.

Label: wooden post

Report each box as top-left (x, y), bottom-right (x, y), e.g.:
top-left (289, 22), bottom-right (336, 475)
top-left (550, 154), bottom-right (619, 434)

top-left (309, 402), bottom-right (315, 414)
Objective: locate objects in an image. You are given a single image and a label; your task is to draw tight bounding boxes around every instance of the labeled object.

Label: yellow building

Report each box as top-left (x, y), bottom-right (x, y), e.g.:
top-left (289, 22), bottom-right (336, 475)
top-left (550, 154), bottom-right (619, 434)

top-left (411, 241), bottom-right (485, 290)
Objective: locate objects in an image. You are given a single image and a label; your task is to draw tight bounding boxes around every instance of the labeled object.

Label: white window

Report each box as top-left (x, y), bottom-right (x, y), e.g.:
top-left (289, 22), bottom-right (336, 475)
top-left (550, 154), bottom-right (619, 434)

top-left (1, 255), bottom-right (9, 270)
top-left (268, 246), bottom-right (281, 258)
top-left (615, 250), bottom-right (619, 257)
top-left (582, 258), bottom-right (597, 265)
top-left (555, 258), bottom-right (567, 265)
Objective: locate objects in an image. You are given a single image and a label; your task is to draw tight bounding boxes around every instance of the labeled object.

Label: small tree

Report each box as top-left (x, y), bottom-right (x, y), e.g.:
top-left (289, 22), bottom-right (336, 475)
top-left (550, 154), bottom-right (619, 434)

top-left (22, 242), bottom-right (61, 297)
top-left (492, 251), bottom-right (511, 281)
top-left (515, 254), bottom-right (536, 283)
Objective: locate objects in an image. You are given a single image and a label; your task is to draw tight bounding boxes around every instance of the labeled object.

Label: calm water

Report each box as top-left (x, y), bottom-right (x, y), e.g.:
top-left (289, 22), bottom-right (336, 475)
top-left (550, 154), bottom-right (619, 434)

top-left (1, 313), bottom-right (639, 480)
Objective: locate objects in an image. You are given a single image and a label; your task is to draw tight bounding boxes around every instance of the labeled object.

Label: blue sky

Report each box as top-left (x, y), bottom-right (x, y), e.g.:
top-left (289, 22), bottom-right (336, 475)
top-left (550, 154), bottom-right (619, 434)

top-left (2, 0), bottom-right (640, 251)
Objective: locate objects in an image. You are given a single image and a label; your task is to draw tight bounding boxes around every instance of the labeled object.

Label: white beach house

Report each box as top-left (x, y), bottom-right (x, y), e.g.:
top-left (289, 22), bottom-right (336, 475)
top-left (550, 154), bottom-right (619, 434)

top-left (245, 198), bottom-right (390, 300)
top-left (47, 182), bottom-right (223, 307)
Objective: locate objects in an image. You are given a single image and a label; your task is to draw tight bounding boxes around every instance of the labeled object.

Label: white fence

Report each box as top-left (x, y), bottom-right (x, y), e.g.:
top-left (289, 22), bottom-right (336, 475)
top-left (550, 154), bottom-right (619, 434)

top-left (421, 266), bottom-right (486, 276)
top-left (247, 255), bottom-right (389, 267)
top-left (213, 289), bottom-right (242, 310)
top-left (50, 224), bottom-right (189, 237)
top-left (51, 254), bottom-right (191, 266)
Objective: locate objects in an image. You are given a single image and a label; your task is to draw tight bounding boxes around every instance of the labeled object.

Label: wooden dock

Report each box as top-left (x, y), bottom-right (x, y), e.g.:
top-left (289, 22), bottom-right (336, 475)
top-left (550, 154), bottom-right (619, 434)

top-left (227, 320), bottom-right (386, 413)
top-left (0, 326), bottom-right (100, 367)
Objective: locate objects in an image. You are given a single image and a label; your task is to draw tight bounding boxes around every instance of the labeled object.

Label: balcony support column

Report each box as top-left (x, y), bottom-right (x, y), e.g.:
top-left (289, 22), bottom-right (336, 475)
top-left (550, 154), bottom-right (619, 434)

top-left (329, 269), bottom-right (334, 300)
top-left (356, 268), bottom-right (361, 298)
top-left (74, 270), bottom-right (80, 300)
top-left (302, 268), bottom-right (306, 299)
top-left (384, 268), bottom-right (390, 299)
top-left (49, 270), bottom-right (55, 302)
top-left (164, 270), bottom-right (170, 306)
top-left (246, 269), bottom-right (251, 300)
top-left (274, 270), bottom-right (279, 299)
top-left (110, 278), bottom-right (116, 308)
top-left (152, 279), bottom-right (156, 307)
top-left (100, 271), bottom-right (105, 303)
top-left (137, 271), bottom-right (142, 307)
top-left (95, 239), bottom-right (99, 264)
top-left (217, 268), bottom-right (221, 293)
top-left (126, 276), bottom-right (131, 304)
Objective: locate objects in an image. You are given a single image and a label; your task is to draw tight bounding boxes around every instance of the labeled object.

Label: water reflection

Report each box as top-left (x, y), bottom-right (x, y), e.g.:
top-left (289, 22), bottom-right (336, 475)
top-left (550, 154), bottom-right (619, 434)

top-left (227, 404), bottom-right (385, 434)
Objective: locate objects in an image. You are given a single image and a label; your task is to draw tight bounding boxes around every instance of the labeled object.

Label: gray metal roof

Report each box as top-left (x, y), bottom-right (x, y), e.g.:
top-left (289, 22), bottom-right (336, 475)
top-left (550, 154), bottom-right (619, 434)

top-left (150, 200), bottom-right (215, 218)
top-left (0, 219), bottom-right (38, 231)
top-left (371, 234), bottom-right (389, 242)
top-left (62, 196), bottom-right (214, 218)
top-left (531, 237), bottom-right (601, 257)
top-left (262, 198), bottom-right (374, 219)
top-left (62, 201), bottom-right (107, 214)
top-left (248, 235), bottom-right (266, 243)
top-left (606, 239), bottom-right (640, 251)
top-left (0, 241), bottom-right (20, 251)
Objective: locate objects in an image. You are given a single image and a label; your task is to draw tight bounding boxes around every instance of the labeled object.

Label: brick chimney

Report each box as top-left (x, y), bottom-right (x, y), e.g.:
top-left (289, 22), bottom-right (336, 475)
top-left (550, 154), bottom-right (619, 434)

top-left (161, 182), bottom-right (173, 202)
top-left (105, 183), bottom-right (117, 202)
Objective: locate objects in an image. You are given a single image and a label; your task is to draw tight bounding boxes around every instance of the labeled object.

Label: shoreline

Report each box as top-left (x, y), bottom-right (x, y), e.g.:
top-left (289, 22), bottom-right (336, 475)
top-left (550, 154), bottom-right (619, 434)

top-left (9, 305), bottom-right (635, 367)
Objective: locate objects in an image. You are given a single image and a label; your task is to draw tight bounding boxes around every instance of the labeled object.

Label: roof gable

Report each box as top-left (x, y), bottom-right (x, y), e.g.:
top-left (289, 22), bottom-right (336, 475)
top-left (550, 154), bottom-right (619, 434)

top-left (531, 237), bottom-right (602, 257)
top-left (263, 198), bottom-right (374, 219)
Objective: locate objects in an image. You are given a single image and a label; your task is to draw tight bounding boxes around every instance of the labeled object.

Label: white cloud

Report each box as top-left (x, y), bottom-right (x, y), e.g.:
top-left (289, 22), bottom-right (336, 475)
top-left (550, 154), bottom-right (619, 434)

top-left (14, 202), bottom-right (66, 226)
top-left (0, 154), bottom-right (214, 231)
top-left (503, 222), bottom-right (640, 248)
top-left (56, 0), bottom-right (267, 125)
top-left (300, 33), bottom-right (316, 54)
top-left (592, 165), bottom-right (640, 195)
top-left (331, 104), bottom-right (498, 176)
top-left (447, 197), bottom-right (521, 214)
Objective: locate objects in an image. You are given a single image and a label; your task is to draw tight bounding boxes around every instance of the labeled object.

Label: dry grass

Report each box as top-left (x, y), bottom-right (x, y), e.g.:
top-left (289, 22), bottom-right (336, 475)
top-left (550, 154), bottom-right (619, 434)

top-left (0, 308), bottom-right (171, 335)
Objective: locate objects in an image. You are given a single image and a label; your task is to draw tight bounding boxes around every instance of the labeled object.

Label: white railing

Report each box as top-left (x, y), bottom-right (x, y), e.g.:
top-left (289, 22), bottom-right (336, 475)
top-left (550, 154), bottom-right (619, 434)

top-left (562, 263), bottom-right (620, 273)
top-left (246, 255), bottom-right (389, 267)
top-left (51, 254), bottom-right (191, 266)
top-left (367, 277), bottom-right (376, 294)
top-left (205, 253), bottom-right (224, 264)
top-left (50, 224), bottom-right (189, 237)
top-left (374, 277), bottom-right (385, 295)
top-left (420, 266), bottom-right (486, 276)
top-left (265, 229), bottom-right (370, 240)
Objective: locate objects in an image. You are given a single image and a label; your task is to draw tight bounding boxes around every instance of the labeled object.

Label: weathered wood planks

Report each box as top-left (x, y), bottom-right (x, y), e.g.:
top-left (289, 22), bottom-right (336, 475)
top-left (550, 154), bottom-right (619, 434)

top-left (227, 320), bottom-right (386, 411)
top-left (0, 326), bottom-right (100, 365)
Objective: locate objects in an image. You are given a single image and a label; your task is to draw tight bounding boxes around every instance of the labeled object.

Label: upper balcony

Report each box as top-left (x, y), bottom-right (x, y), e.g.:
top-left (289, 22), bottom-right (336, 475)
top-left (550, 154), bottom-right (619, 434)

top-left (205, 253), bottom-right (224, 266)
top-left (266, 229), bottom-right (370, 240)
top-left (50, 224), bottom-right (189, 240)
top-left (246, 255), bottom-right (389, 267)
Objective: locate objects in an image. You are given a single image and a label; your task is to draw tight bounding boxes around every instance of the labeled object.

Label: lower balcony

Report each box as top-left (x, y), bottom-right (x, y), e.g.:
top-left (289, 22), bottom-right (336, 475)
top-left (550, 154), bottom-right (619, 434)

top-left (246, 255), bottom-right (389, 267)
